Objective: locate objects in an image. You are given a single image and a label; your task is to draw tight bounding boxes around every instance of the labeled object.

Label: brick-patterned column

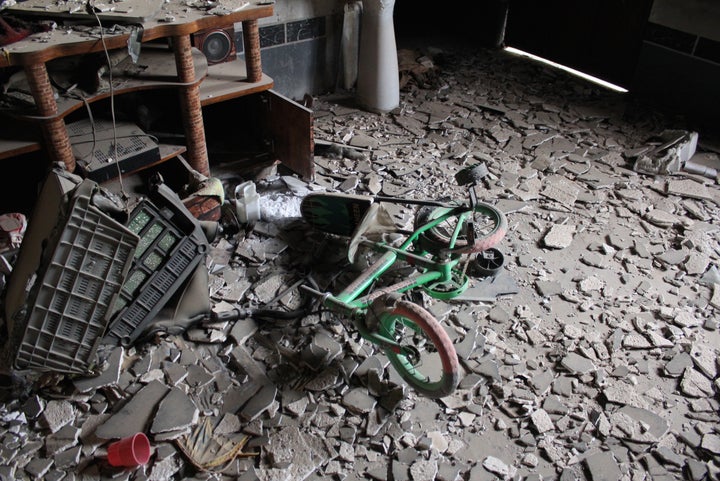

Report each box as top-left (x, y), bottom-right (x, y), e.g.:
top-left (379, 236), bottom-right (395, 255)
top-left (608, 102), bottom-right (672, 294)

top-left (242, 19), bottom-right (262, 83)
top-left (173, 34), bottom-right (210, 177)
top-left (24, 63), bottom-right (76, 172)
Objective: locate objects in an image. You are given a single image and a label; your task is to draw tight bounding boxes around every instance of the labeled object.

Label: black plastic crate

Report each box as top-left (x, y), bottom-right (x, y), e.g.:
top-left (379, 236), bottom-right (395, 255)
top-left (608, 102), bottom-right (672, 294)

top-left (104, 180), bottom-right (208, 345)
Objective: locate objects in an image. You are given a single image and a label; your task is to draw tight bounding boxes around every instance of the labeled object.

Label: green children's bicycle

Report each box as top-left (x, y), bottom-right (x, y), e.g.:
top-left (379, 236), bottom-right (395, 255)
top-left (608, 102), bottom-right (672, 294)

top-left (299, 165), bottom-right (507, 398)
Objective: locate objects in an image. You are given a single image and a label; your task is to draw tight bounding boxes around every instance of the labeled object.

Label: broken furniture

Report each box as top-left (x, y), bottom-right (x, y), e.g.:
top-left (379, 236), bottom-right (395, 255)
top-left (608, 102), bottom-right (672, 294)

top-left (103, 174), bottom-right (210, 347)
top-left (0, 0), bottom-right (314, 205)
top-left (2, 169), bottom-right (139, 374)
top-left (1, 168), bottom-right (213, 374)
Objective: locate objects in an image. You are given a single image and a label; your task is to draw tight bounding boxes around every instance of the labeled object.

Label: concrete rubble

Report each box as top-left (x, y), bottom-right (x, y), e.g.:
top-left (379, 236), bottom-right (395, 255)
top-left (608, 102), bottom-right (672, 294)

top-left (0, 41), bottom-right (720, 481)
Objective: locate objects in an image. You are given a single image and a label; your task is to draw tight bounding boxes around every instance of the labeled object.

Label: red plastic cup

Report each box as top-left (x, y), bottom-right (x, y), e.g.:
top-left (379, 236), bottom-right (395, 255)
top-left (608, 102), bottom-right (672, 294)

top-left (107, 433), bottom-right (151, 467)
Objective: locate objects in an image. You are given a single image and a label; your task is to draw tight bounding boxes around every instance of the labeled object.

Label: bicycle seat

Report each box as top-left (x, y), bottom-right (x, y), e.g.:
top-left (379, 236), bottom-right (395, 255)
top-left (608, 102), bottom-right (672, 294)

top-left (347, 202), bottom-right (396, 263)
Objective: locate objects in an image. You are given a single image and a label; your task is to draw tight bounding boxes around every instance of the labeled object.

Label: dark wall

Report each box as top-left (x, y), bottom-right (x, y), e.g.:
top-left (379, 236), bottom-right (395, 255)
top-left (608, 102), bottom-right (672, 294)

top-left (634, 22), bottom-right (720, 134)
top-left (394, 1), bottom-right (509, 48)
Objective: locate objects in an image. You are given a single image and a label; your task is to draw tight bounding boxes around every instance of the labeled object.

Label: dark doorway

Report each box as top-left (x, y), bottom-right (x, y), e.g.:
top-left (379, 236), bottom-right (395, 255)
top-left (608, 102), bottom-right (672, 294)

top-left (504, 0), bottom-right (654, 89)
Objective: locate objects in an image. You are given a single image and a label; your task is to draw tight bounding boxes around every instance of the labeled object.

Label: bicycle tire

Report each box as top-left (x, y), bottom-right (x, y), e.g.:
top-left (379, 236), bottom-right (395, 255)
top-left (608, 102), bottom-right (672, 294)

top-left (378, 300), bottom-right (459, 398)
top-left (414, 202), bottom-right (507, 255)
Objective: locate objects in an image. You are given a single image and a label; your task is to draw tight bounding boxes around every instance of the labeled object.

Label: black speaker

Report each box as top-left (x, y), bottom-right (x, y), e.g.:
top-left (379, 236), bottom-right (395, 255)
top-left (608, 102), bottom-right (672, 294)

top-left (192, 27), bottom-right (237, 65)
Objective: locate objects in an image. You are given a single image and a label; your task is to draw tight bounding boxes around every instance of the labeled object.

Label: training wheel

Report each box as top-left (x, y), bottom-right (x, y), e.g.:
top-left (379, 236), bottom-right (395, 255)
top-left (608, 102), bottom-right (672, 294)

top-left (455, 163), bottom-right (489, 186)
top-left (471, 247), bottom-right (504, 277)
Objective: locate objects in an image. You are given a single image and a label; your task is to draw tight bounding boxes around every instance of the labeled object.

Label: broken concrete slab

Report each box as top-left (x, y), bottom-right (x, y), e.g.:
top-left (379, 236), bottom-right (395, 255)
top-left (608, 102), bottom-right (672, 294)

top-left (95, 381), bottom-right (170, 440)
top-left (150, 387), bottom-right (199, 435)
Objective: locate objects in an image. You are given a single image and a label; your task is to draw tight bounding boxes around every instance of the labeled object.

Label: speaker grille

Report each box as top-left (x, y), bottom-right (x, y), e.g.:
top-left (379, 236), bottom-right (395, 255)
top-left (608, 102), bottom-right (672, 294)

top-left (192, 27), bottom-right (237, 65)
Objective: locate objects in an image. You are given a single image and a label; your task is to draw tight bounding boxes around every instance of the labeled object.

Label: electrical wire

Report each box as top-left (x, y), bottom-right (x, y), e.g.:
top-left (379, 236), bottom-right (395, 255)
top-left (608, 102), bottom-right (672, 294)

top-left (89, 3), bottom-right (128, 204)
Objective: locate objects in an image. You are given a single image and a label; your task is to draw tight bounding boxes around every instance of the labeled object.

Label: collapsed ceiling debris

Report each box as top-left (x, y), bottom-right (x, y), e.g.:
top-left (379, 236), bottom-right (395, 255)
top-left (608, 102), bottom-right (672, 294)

top-left (0, 40), bottom-right (718, 481)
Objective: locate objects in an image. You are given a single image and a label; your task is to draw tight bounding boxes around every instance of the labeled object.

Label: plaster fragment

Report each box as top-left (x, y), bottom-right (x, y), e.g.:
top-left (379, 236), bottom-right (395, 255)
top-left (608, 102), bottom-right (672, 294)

top-left (543, 224), bottom-right (576, 249)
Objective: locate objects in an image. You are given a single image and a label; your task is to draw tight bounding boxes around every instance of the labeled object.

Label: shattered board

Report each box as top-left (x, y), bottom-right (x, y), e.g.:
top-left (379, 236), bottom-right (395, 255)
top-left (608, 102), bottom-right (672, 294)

top-left (6, 0), bottom-right (165, 23)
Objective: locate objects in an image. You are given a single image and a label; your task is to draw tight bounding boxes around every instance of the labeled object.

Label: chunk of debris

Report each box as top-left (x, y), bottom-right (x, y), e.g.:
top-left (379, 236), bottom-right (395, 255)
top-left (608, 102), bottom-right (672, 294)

top-left (95, 381), bottom-right (170, 439)
top-left (543, 224), bottom-right (576, 249)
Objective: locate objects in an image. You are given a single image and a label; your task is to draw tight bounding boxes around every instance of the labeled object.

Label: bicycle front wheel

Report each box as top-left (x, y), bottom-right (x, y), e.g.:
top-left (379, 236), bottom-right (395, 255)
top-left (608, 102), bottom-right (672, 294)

top-left (378, 300), bottom-right (459, 398)
top-left (415, 202), bottom-right (507, 255)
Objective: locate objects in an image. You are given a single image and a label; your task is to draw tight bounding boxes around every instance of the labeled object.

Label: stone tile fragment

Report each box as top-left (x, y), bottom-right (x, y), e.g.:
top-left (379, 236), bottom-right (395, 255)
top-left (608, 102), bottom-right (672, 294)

top-left (711, 283), bottom-right (720, 310)
top-left (230, 345), bottom-right (271, 383)
top-left (602, 384), bottom-right (648, 409)
top-left (482, 455), bottom-right (517, 479)
top-left (690, 344), bottom-right (718, 379)
top-left (21, 395), bottom-right (44, 420)
top-left (303, 366), bottom-right (343, 391)
top-left (151, 387), bottom-right (199, 435)
top-left (543, 224), bottom-right (575, 249)
top-left (700, 433), bottom-right (720, 454)
top-left (645, 330), bottom-right (673, 348)
top-left (24, 458), bottom-right (53, 479)
top-left (580, 252), bottom-right (607, 268)
top-left (45, 424), bottom-right (81, 455)
top-left (410, 458), bottom-right (438, 481)
top-left (622, 332), bottom-right (652, 349)
top-left (584, 450), bottom-right (621, 481)
top-left (41, 400), bottom-right (75, 434)
top-left (260, 425), bottom-right (330, 478)
top-left (73, 346), bottom-right (124, 393)
top-left (239, 384), bottom-right (277, 421)
top-left (560, 352), bottom-right (596, 375)
top-left (186, 364), bottom-right (215, 388)
top-left (672, 309), bottom-right (700, 328)
top-left (685, 251), bottom-right (710, 275)
top-left (653, 446), bottom-right (684, 467)
top-left (644, 209), bottom-right (679, 228)
top-left (162, 361), bottom-right (189, 386)
top-left (666, 179), bottom-right (716, 201)
top-left (611, 405), bottom-right (668, 443)
top-left (54, 445), bottom-right (82, 469)
top-left (342, 388), bottom-right (377, 415)
top-left (685, 459), bottom-right (708, 481)
top-left (95, 380), bottom-right (169, 439)
top-left (540, 175), bottom-right (580, 206)
top-left (229, 318), bottom-right (259, 345)
top-left (304, 330), bottom-right (343, 365)
top-left (148, 453), bottom-right (182, 480)
top-left (680, 368), bottom-right (714, 397)
top-left (530, 408), bottom-right (554, 434)
top-left (578, 275), bottom-right (604, 293)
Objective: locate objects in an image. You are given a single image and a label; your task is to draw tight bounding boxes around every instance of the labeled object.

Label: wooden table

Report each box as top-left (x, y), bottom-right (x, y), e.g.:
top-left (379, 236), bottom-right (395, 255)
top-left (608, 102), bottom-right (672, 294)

top-left (0, 0), bottom-right (275, 177)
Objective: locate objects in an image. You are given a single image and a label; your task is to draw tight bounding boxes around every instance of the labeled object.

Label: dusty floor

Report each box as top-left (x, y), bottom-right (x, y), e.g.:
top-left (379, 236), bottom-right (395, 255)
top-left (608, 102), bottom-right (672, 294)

top-left (1, 40), bottom-right (720, 481)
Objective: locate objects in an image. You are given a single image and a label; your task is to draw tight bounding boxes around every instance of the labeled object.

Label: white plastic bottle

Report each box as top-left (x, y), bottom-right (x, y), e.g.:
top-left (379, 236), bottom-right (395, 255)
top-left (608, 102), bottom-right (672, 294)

top-left (234, 181), bottom-right (261, 224)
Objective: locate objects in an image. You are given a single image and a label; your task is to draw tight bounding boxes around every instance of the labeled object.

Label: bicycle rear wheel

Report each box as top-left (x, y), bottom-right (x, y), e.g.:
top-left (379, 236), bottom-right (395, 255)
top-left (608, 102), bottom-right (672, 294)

top-left (378, 300), bottom-right (459, 398)
top-left (415, 202), bottom-right (507, 255)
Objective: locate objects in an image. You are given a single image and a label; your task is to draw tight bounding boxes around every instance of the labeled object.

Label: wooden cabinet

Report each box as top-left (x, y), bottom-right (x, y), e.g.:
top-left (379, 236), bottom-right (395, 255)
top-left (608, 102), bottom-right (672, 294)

top-left (0, 1), bottom-right (314, 190)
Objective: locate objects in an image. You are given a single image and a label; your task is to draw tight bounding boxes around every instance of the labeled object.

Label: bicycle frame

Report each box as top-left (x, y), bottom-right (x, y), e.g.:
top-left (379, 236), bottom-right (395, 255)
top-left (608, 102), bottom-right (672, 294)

top-left (300, 204), bottom-right (474, 356)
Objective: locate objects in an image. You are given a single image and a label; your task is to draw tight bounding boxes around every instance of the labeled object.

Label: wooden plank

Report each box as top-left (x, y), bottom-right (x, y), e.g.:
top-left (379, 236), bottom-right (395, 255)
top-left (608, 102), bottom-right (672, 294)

top-left (199, 60), bottom-right (273, 106)
top-left (266, 90), bottom-right (315, 181)
top-left (0, 139), bottom-right (42, 161)
top-left (5, 0), bottom-right (166, 23)
top-left (0, 2), bottom-right (273, 67)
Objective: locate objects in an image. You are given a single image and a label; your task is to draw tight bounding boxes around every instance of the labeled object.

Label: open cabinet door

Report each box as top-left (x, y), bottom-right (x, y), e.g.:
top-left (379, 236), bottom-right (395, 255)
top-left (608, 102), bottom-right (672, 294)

top-left (264, 90), bottom-right (315, 181)
top-left (201, 90), bottom-right (314, 181)
top-left (505, 0), bottom-right (654, 89)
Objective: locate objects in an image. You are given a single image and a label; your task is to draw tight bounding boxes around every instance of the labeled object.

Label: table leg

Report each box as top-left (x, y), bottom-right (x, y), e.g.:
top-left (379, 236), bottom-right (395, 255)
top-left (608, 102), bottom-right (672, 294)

top-left (242, 19), bottom-right (262, 83)
top-left (173, 34), bottom-right (210, 177)
top-left (24, 63), bottom-right (76, 172)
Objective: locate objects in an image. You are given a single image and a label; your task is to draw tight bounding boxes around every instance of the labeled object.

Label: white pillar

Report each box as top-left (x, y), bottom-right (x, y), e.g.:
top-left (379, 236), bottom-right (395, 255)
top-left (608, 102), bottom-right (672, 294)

top-left (356, 0), bottom-right (399, 113)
